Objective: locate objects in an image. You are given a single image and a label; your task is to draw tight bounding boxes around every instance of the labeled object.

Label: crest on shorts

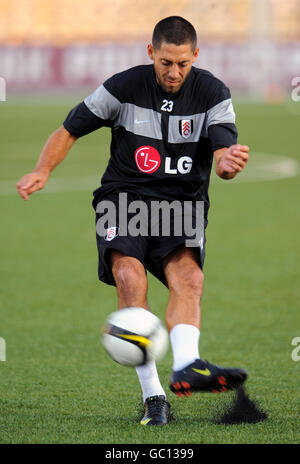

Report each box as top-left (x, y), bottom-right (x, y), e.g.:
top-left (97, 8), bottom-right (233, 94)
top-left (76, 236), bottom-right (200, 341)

top-left (179, 119), bottom-right (193, 139)
top-left (105, 226), bottom-right (118, 241)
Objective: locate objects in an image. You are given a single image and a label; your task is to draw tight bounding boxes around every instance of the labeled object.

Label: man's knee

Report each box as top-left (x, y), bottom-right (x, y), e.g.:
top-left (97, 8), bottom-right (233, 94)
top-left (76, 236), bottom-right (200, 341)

top-left (163, 249), bottom-right (204, 298)
top-left (111, 252), bottom-right (147, 295)
top-left (168, 267), bottom-right (204, 298)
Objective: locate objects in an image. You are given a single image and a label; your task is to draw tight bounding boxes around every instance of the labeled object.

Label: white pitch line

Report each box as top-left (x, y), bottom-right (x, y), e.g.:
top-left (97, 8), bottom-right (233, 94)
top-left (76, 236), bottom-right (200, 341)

top-left (0, 152), bottom-right (299, 196)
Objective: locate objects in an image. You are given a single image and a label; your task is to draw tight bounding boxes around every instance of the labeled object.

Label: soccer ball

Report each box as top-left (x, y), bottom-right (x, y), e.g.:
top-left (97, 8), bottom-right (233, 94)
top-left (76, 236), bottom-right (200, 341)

top-left (102, 307), bottom-right (169, 367)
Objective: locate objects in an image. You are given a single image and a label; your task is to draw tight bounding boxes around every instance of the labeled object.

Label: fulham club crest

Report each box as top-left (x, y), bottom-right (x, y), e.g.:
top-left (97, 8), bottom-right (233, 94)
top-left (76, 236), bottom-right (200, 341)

top-left (179, 119), bottom-right (193, 139)
top-left (105, 226), bottom-right (118, 241)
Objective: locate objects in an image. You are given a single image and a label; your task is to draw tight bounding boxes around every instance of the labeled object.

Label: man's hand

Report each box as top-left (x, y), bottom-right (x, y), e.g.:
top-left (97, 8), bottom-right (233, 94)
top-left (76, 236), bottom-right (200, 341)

top-left (16, 126), bottom-right (77, 201)
top-left (214, 144), bottom-right (249, 179)
top-left (16, 170), bottom-right (49, 201)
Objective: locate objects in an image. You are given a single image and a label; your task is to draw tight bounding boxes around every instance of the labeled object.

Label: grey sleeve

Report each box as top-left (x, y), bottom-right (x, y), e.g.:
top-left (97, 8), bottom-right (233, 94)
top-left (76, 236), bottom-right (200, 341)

top-left (63, 84), bottom-right (122, 137)
top-left (84, 84), bottom-right (121, 121)
top-left (205, 83), bottom-right (238, 151)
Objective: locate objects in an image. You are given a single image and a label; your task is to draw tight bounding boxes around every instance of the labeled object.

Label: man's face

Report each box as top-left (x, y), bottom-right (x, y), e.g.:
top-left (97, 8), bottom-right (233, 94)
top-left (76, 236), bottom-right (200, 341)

top-left (147, 41), bottom-right (199, 94)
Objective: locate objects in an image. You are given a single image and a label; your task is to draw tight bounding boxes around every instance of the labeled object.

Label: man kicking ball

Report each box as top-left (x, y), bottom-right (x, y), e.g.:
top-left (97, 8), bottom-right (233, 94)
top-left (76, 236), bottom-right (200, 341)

top-left (16, 16), bottom-right (249, 425)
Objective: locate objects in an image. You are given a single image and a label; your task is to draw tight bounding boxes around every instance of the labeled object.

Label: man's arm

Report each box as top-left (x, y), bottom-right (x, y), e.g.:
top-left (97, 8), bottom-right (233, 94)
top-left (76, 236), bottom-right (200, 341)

top-left (214, 144), bottom-right (249, 180)
top-left (16, 126), bottom-right (77, 200)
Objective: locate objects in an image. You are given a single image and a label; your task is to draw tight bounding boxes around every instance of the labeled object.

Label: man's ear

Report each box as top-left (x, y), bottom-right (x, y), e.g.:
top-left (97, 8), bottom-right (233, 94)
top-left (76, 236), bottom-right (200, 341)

top-left (192, 47), bottom-right (199, 63)
top-left (147, 44), bottom-right (154, 61)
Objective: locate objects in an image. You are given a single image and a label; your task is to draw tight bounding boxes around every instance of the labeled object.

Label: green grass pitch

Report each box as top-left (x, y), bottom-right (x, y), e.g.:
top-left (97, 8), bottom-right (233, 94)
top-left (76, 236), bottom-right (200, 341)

top-left (0, 97), bottom-right (299, 444)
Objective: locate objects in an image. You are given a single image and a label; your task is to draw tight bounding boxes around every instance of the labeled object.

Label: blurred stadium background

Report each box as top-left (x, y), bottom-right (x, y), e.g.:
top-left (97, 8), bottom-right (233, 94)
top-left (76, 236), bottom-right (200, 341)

top-left (0, 0), bottom-right (300, 99)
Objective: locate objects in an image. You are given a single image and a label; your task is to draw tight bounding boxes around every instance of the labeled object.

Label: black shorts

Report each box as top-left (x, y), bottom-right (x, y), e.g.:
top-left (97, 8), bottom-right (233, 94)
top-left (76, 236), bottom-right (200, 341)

top-left (95, 191), bottom-right (206, 287)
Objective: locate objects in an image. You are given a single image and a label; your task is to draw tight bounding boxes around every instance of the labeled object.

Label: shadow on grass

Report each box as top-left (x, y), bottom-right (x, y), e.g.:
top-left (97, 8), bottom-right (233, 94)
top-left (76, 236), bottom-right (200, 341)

top-left (133, 387), bottom-right (268, 427)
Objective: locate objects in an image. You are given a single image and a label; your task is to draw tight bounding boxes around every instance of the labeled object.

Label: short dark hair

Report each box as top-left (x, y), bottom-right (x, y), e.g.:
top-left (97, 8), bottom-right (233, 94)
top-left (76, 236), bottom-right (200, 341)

top-left (152, 16), bottom-right (197, 52)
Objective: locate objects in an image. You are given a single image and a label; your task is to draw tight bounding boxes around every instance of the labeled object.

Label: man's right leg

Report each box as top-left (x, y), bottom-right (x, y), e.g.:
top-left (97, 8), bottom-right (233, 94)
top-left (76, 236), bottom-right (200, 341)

top-left (110, 250), bottom-right (149, 309)
top-left (110, 250), bottom-right (170, 425)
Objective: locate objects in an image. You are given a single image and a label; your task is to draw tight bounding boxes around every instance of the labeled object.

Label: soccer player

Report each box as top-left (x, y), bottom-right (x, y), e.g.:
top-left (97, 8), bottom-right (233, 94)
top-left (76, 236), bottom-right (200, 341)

top-left (16, 16), bottom-right (249, 426)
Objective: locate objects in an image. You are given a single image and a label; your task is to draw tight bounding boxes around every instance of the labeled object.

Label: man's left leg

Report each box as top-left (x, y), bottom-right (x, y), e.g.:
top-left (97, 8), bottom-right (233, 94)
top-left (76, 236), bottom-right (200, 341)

top-left (163, 246), bottom-right (203, 374)
top-left (163, 246), bottom-right (203, 331)
top-left (163, 246), bottom-right (247, 396)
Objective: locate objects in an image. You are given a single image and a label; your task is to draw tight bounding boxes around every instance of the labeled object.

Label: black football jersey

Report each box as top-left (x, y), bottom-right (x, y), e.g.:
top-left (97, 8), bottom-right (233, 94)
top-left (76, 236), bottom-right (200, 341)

top-left (63, 64), bottom-right (237, 221)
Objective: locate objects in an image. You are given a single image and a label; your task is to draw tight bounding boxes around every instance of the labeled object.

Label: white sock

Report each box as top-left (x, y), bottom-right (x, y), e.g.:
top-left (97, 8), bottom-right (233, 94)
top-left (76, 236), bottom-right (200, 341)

top-left (170, 324), bottom-right (200, 371)
top-left (136, 360), bottom-right (166, 403)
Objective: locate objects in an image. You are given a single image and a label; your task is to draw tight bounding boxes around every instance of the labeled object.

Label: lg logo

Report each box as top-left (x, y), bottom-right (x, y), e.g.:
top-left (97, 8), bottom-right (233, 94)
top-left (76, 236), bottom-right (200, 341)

top-left (134, 146), bottom-right (193, 175)
top-left (165, 156), bottom-right (193, 174)
top-left (135, 146), bottom-right (161, 173)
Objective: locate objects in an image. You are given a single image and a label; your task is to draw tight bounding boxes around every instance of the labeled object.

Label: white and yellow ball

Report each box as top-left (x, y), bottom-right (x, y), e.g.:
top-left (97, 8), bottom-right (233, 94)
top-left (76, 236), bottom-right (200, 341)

top-left (102, 307), bottom-right (169, 367)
